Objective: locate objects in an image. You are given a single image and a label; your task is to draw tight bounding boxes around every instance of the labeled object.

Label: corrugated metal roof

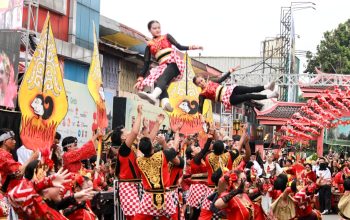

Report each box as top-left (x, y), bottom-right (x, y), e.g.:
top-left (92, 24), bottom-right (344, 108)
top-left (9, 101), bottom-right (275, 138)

top-left (193, 56), bottom-right (280, 75)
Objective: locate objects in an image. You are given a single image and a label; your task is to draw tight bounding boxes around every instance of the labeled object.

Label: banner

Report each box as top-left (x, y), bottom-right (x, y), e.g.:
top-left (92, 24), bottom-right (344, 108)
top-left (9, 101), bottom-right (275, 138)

top-left (167, 53), bottom-right (213, 135)
top-left (56, 80), bottom-right (114, 146)
top-left (18, 15), bottom-right (68, 150)
top-left (0, 0), bottom-right (23, 29)
top-left (56, 79), bottom-right (96, 146)
top-left (0, 30), bottom-right (20, 108)
top-left (87, 23), bottom-right (108, 130)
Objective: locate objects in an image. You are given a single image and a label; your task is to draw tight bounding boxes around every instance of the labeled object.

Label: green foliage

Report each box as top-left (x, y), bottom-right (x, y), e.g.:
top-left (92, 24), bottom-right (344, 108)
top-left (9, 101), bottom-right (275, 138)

top-left (306, 19), bottom-right (350, 74)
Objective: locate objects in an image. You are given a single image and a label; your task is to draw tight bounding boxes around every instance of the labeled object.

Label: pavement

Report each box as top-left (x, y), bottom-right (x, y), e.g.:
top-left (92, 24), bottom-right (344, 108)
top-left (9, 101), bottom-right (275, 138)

top-left (323, 214), bottom-right (340, 220)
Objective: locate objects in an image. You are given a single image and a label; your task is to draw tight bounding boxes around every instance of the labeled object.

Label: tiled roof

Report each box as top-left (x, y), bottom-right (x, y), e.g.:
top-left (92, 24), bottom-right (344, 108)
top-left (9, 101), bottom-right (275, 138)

top-left (259, 106), bottom-right (304, 119)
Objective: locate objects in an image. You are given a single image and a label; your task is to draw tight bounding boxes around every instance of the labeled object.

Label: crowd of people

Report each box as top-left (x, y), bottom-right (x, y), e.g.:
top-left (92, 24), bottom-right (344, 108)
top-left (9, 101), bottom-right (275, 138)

top-left (0, 104), bottom-right (350, 220)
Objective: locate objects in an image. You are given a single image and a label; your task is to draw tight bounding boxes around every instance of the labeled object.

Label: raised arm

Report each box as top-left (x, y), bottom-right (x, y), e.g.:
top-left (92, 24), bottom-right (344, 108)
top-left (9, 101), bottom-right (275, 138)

top-left (148, 114), bottom-right (165, 141)
top-left (193, 133), bottom-right (214, 165)
top-left (198, 95), bottom-right (205, 115)
top-left (167, 34), bottom-right (189, 51)
top-left (243, 136), bottom-right (251, 162)
top-left (125, 105), bottom-right (142, 147)
top-left (167, 34), bottom-right (202, 51)
top-left (212, 72), bottom-right (231, 84)
top-left (234, 124), bottom-right (247, 152)
top-left (212, 66), bottom-right (239, 84)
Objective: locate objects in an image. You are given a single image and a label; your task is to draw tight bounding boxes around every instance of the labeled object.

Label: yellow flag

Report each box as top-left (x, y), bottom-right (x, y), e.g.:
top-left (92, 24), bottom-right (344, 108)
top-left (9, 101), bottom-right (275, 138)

top-left (167, 53), bottom-right (213, 135)
top-left (18, 13), bottom-right (68, 150)
top-left (87, 23), bottom-right (107, 129)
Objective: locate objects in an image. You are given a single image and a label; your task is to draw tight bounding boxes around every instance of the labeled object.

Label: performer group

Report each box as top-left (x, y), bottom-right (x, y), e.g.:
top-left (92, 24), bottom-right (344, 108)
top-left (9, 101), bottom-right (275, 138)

top-left (1, 19), bottom-right (350, 220)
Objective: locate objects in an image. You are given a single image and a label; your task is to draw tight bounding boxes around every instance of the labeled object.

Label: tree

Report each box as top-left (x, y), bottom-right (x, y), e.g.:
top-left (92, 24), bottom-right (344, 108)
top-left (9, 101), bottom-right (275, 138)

top-left (305, 19), bottom-right (350, 74)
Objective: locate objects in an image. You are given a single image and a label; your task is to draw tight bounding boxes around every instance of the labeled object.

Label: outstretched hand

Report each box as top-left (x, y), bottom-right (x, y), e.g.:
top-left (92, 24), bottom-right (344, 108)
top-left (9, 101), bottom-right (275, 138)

top-left (52, 168), bottom-right (71, 189)
top-left (74, 187), bottom-right (96, 201)
top-left (191, 45), bottom-right (203, 50)
top-left (229, 65), bottom-right (240, 73)
top-left (92, 129), bottom-right (103, 143)
top-left (173, 121), bottom-right (184, 132)
top-left (134, 77), bottom-right (144, 91)
top-left (156, 114), bottom-right (165, 124)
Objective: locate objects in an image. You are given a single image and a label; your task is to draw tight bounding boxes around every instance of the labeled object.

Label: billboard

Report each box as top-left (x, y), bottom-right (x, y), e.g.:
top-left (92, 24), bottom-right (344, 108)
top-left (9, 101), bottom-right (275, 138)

top-left (0, 0), bottom-right (23, 29)
top-left (0, 30), bottom-right (21, 108)
top-left (325, 117), bottom-right (350, 146)
top-left (56, 79), bottom-right (115, 145)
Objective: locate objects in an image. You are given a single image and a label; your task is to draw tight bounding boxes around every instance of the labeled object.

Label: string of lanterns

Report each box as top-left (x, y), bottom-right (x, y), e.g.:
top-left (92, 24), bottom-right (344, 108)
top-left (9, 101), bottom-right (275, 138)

top-left (281, 86), bottom-right (350, 141)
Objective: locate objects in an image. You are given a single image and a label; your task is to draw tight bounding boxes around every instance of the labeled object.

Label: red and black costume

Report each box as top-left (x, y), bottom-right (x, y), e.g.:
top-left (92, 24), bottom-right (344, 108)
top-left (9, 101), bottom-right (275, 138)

top-left (198, 72), bottom-right (267, 113)
top-left (301, 170), bottom-right (317, 185)
top-left (221, 192), bottom-right (254, 220)
top-left (168, 155), bottom-right (185, 220)
top-left (138, 34), bottom-right (187, 93)
top-left (187, 138), bottom-right (212, 209)
top-left (135, 149), bottom-right (177, 219)
top-left (199, 149), bottom-right (239, 220)
top-left (117, 143), bottom-right (142, 219)
top-left (0, 147), bottom-right (22, 192)
top-left (62, 140), bottom-right (96, 173)
top-left (293, 187), bottom-right (321, 220)
top-left (7, 175), bottom-right (67, 220)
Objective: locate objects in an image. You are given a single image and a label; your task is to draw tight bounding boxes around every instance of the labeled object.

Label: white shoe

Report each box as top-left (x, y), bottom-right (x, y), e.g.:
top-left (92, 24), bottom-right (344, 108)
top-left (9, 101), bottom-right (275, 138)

top-left (138, 87), bottom-right (162, 105)
top-left (264, 81), bottom-right (275, 91)
top-left (137, 91), bottom-right (157, 105)
top-left (321, 210), bottom-right (329, 215)
top-left (161, 98), bottom-right (174, 112)
top-left (267, 91), bottom-right (279, 99)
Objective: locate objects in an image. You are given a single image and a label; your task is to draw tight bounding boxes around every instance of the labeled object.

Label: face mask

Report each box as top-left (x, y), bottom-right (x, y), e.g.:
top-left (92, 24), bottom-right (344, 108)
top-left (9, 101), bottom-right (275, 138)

top-left (319, 163), bottom-right (327, 170)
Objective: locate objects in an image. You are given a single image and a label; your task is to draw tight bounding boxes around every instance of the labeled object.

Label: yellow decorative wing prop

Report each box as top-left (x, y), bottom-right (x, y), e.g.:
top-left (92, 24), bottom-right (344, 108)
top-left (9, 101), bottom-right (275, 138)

top-left (18, 14), bottom-right (68, 150)
top-left (87, 23), bottom-right (107, 130)
top-left (167, 53), bottom-right (213, 135)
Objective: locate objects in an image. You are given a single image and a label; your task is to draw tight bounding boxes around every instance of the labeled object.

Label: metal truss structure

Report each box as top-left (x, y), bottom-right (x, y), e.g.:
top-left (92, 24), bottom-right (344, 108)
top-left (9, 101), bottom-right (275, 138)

top-left (23, 0), bottom-right (40, 71)
top-left (231, 73), bottom-right (350, 87)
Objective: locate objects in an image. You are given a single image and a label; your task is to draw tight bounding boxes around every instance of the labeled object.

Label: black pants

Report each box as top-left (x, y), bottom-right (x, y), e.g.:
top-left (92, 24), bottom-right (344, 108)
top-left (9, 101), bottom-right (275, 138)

top-left (155, 62), bottom-right (180, 100)
top-left (318, 185), bottom-right (331, 212)
top-left (229, 85), bottom-right (267, 105)
top-left (190, 207), bottom-right (201, 220)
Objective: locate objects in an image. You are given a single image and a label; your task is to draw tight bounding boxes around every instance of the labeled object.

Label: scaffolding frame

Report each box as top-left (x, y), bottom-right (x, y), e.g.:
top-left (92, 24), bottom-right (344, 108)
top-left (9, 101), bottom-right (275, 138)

top-left (23, 0), bottom-right (40, 72)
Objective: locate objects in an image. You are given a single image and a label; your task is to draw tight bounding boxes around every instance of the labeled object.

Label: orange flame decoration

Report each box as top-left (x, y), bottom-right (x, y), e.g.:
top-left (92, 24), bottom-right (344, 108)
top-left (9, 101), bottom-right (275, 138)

top-left (20, 116), bottom-right (57, 149)
top-left (167, 53), bottom-right (213, 135)
top-left (18, 14), bottom-right (68, 150)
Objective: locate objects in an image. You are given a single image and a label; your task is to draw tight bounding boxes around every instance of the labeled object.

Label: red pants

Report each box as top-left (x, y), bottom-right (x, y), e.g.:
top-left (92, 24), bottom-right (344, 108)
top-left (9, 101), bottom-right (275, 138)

top-left (170, 206), bottom-right (179, 220)
top-left (125, 216), bottom-right (135, 220)
top-left (198, 209), bottom-right (213, 220)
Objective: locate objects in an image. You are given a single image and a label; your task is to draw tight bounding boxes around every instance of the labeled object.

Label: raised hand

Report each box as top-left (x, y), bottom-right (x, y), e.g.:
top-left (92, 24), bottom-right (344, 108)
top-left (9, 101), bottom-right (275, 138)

top-left (173, 121), bottom-right (184, 132)
top-left (137, 104), bottom-right (143, 114)
top-left (52, 168), bottom-right (71, 189)
top-left (74, 187), bottom-right (96, 201)
top-left (134, 77), bottom-right (144, 91)
top-left (92, 129), bottom-right (103, 143)
top-left (155, 134), bottom-right (166, 146)
top-left (191, 45), bottom-right (203, 50)
top-left (156, 114), bottom-right (165, 124)
top-left (31, 150), bottom-right (40, 161)
top-left (228, 65), bottom-right (240, 73)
